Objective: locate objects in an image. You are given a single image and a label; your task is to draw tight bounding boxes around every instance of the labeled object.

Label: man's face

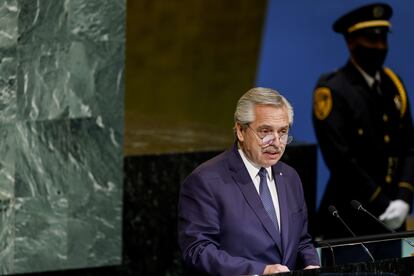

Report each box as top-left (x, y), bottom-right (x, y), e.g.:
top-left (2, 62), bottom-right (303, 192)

top-left (347, 28), bottom-right (388, 76)
top-left (350, 29), bottom-right (388, 50)
top-left (236, 104), bottom-right (290, 168)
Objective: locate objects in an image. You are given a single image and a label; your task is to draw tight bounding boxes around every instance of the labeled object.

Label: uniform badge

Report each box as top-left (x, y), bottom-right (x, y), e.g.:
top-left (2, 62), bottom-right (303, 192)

top-left (394, 95), bottom-right (402, 111)
top-left (313, 87), bottom-right (332, 120)
top-left (373, 5), bottom-right (384, 18)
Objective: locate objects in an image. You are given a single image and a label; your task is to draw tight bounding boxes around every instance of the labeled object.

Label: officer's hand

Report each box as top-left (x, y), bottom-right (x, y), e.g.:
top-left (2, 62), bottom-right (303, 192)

top-left (263, 264), bottom-right (290, 274)
top-left (379, 199), bottom-right (409, 230)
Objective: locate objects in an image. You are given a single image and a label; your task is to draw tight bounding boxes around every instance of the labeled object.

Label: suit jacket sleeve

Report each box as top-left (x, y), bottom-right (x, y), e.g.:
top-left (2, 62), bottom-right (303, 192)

top-left (177, 172), bottom-right (266, 276)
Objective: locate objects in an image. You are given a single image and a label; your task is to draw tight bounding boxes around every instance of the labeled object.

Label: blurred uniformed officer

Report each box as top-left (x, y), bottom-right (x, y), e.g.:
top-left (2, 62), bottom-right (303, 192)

top-left (312, 3), bottom-right (414, 263)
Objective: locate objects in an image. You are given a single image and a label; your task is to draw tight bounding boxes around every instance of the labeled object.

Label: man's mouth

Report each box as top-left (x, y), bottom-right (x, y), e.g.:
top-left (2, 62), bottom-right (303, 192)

top-left (262, 146), bottom-right (281, 156)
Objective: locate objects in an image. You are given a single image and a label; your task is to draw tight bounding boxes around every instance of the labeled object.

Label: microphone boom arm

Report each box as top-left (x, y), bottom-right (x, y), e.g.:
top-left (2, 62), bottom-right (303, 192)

top-left (351, 200), bottom-right (414, 248)
top-left (328, 205), bottom-right (375, 262)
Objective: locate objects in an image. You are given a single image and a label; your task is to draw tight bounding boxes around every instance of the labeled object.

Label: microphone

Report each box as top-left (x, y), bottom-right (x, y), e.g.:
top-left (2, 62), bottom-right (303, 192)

top-left (350, 200), bottom-right (414, 248)
top-left (328, 205), bottom-right (375, 262)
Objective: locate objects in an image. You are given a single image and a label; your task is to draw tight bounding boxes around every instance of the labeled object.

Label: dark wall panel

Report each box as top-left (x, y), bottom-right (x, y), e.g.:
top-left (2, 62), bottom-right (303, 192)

top-left (125, 0), bottom-right (267, 155)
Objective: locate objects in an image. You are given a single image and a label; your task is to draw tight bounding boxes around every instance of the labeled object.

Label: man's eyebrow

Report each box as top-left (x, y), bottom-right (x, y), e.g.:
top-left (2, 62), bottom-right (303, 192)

top-left (257, 124), bottom-right (289, 130)
top-left (257, 124), bottom-right (272, 128)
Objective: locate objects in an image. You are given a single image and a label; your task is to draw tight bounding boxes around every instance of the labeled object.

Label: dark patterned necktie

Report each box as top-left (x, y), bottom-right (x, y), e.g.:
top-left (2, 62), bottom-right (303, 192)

top-left (372, 79), bottom-right (382, 95)
top-left (258, 168), bottom-right (280, 233)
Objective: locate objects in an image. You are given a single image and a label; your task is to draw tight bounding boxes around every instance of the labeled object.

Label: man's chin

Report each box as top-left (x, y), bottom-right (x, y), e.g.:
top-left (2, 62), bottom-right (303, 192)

top-left (261, 157), bottom-right (280, 167)
top-left (263, 152), bottom-right (281, 161)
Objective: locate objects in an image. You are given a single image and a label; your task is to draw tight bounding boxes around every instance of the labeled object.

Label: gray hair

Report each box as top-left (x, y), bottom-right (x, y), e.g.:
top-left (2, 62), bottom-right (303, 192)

top-left (234, 87), bottom-right (294, 127)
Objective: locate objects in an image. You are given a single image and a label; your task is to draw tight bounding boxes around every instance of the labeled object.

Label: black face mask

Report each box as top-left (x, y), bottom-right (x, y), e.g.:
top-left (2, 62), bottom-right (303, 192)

top-left (352, 46), bottom-right (388, 76)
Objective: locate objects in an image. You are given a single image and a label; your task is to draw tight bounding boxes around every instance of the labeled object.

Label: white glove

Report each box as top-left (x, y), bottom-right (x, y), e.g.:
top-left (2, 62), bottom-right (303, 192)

top-left (379, 199), bottom-right (409, 230)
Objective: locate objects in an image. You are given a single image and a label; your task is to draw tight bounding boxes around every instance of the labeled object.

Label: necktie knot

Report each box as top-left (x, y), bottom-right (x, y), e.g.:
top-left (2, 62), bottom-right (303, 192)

top-left (258, 167), bottom-right (268, 178)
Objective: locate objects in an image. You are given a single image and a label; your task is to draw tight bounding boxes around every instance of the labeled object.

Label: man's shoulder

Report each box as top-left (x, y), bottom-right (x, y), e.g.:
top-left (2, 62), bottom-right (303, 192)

top-left (382, 66), bottom-right (406, 88)
top-left (192, 149), bottom-right (231, 176)
top-left (313, 66), bottom-right (363, 106)
top-left (315, 67), bottom-right (349, 90)
top-left (182, 149), bottom-right (236, 190)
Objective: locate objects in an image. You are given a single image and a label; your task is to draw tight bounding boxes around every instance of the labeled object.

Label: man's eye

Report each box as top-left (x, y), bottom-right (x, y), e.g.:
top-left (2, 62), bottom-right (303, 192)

top-left (260, 130), bottom-right (271, 135)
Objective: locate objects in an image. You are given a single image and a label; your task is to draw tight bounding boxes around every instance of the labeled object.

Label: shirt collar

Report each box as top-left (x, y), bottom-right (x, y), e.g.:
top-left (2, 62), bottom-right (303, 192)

top-left (238, 148), bottom-right (273, 181)
top-left (351, 59), bottom-right (381, 88)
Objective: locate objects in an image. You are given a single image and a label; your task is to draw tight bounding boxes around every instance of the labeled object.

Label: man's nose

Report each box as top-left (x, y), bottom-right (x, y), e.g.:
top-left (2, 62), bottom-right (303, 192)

top-left (269, 134), bottom-right (282, 146)
top-left (374, 40), bottom-right (387, 49)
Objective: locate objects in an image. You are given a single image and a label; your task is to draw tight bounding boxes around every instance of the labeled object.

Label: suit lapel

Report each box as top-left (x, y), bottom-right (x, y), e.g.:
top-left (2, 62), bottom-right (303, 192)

top-left (273, 164), bottom-right (289, 261)
top-left (228, 145), bottom-right (283, 254)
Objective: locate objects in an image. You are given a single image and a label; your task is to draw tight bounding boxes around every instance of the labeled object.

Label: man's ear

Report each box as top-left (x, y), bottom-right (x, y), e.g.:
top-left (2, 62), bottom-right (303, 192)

top-left (344, 38), bottom-right (352, 49)
top-left (235, 123), bottom-right (245, 142)
top-left (345, 34), bottom-right (357, 51)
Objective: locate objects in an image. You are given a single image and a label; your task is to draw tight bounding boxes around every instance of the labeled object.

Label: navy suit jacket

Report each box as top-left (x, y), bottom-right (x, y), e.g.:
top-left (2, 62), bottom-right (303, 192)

top-left (178, 144), bottom-right (319, 276)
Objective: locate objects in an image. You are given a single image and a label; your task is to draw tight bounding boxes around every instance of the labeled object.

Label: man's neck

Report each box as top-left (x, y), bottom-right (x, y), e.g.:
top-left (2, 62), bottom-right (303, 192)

top-left (350, 58), bottom-right (381, 87)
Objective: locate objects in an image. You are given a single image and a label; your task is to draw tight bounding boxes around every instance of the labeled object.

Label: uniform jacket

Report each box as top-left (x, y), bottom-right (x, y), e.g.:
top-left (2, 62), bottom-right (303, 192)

top-left (313, 61), bottom-right (414, 238)
top-left (177, 144), bottom-right (319, 276)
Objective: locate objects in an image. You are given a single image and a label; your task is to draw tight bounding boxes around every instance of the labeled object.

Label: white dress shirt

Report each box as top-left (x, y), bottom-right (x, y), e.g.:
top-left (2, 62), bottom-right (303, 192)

top-left (238, 149), bottom-right (281, 228)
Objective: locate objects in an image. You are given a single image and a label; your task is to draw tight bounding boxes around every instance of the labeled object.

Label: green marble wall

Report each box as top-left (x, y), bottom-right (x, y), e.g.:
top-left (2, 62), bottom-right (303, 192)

top-left (0, 0), bottom-right (125, 274)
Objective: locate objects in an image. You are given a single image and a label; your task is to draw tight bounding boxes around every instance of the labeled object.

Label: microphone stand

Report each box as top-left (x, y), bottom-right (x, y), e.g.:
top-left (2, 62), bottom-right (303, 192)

top-left (329, 205), bottom-right (375, 262)
top-left (351, 200), bottom-right (414, 248)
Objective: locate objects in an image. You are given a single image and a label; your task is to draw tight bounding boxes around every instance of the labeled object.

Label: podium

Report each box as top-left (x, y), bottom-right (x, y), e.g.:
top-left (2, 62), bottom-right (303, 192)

top-left (180, 232), bottom-right (414, 276)
top-left (268, 256), bottom-right (414, 275)
top-left (247, 231), bottom-right (414, 275)
top-left (314, 230), bottom-right (414, 266)
top-left (273, 231), bottom-right (414, 276)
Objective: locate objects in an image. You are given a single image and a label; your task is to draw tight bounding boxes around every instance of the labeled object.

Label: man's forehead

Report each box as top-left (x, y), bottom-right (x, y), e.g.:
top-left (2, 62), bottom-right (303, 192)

top-left (353, 27), bottom-right (388, 38)
top-left (256, 123), bottom-right (289, 129)
top-left (254, 104), bottom-right (287, 112)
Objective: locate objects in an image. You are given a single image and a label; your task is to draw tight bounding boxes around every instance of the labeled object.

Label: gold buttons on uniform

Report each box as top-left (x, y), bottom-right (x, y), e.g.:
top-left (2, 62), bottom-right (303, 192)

top-left (384, 135), bottom-right (390, 143)
top-left (358, 128), bottom-right (364, 135)
top-left (383, 114), bottom-right (388, 122)
top-left (385, 175), bottom-right (392, 184)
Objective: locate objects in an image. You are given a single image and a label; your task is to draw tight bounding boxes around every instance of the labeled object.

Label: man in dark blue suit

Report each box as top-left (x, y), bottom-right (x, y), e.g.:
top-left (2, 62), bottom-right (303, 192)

top-left (178, 87), bottom-right (320, 275)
